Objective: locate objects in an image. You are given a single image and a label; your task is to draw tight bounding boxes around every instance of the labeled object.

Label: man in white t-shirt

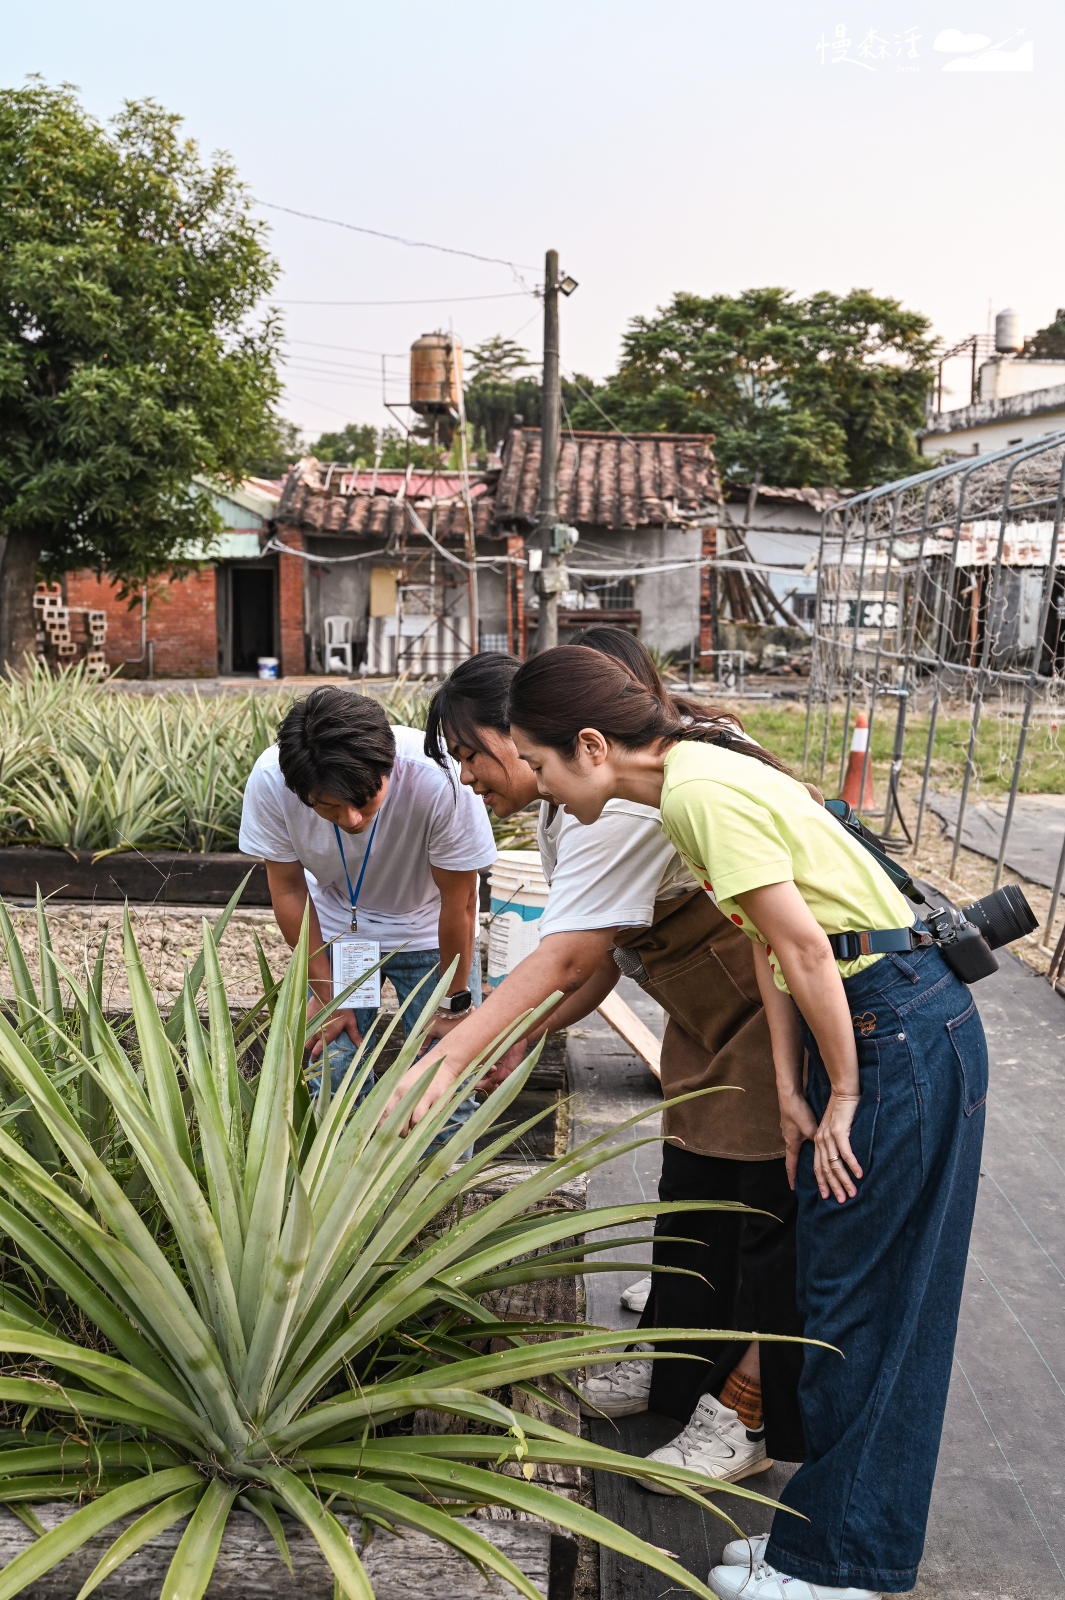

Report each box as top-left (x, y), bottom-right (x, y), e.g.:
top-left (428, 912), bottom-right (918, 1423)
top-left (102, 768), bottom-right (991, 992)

top-left (239, 686), bottom-right (496, 1096)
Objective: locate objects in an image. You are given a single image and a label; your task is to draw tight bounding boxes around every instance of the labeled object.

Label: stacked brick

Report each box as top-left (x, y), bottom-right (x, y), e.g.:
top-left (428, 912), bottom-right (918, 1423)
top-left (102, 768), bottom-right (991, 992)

top-left (34, 585), bottom-right (108, 678)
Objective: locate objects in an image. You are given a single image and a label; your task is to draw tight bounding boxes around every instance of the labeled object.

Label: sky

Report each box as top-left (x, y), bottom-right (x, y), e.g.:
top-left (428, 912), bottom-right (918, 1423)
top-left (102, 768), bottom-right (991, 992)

top-left (4, 0), bottom-right (1062, 438)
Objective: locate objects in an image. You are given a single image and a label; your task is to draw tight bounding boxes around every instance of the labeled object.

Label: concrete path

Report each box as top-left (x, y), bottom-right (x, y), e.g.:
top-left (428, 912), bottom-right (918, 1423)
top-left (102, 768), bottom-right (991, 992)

top-left (571, 961), bottom-right (1065, 1598)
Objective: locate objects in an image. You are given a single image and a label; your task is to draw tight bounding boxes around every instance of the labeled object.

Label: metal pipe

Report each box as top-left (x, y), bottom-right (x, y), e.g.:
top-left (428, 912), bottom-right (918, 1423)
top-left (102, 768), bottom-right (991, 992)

top-left (837, 501), bottom-right (872, 794)
top-left (914, 453), bottom-right (984, 851)
top-left (124, 586), bottom-right (149, 674)
top-left (534, 248), bottom-right (561, 654)
top-left (992, 456), bottom-right (1065, 887)
top-left (802, 506), bottom-right (830, 770)
top-left (857, 498), bottom-right (902, 814)
top-left (951, 438), bottom-right (1055, 878)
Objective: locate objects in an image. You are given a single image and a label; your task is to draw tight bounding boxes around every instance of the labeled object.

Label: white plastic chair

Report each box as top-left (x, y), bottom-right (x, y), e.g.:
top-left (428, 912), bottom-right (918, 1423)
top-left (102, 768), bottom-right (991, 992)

top-left (324, 615), bottom-right (354, 673)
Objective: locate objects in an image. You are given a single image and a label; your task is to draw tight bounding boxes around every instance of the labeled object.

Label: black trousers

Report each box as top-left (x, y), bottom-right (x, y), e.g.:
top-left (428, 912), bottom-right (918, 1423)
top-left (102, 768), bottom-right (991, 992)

top-left (637, 1142), bottom-right (806, 1463)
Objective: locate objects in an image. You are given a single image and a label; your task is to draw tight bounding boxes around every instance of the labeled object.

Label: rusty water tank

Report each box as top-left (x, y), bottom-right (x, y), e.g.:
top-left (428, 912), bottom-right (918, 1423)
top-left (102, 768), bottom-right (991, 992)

top-left (410, 332), bottom-right (462, 414)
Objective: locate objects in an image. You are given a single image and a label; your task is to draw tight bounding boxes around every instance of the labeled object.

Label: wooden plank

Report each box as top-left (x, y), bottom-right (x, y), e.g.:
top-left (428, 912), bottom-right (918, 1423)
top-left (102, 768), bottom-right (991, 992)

top-left (0, 849), bottom-right (271, 906)
top-left (596, 991), bottom-right (661, 1079)
top-left (0, 1507), bottom-right (560, 1599)
top-left (588, 1415), bottom-right (797, 1600)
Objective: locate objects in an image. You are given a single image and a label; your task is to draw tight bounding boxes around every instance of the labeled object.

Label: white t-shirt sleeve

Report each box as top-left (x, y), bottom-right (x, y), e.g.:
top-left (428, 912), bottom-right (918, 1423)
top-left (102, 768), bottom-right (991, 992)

top-left (239, 752), bottom-right (300, 863)
top-left (425, 769), bottom-right (498, 872)
top-left (537, 803), bottom-right (678, 938)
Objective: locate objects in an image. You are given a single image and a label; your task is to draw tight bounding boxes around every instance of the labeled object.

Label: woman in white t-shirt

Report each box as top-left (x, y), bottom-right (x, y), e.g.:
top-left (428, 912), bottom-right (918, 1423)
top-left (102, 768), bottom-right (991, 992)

top-left (384, 638), bottom-right (805, 1499)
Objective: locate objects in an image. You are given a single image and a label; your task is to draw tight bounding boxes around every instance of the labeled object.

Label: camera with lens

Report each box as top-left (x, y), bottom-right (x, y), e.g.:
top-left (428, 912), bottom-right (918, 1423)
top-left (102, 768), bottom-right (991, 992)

top-left (924, 884), bottom-right (1038, 984)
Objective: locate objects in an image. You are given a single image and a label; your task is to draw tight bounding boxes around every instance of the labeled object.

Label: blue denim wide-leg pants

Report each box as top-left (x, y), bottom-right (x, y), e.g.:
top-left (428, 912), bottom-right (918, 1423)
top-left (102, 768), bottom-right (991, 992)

top-left (764, 943), bottom-right (986, 1593)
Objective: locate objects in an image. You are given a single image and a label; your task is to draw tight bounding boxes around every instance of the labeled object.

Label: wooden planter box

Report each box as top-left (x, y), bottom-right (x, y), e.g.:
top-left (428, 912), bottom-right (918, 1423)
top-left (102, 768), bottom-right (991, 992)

top-left (0, 1507), bottom-right (573, 1599)
top-left (0, 849), bottom-right (270, 906)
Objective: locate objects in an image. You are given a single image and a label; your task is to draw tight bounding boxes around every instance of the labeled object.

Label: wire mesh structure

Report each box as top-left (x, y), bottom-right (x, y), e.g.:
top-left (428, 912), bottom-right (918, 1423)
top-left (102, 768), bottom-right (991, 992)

top-left (802, 433), bottom-right (1065, 942)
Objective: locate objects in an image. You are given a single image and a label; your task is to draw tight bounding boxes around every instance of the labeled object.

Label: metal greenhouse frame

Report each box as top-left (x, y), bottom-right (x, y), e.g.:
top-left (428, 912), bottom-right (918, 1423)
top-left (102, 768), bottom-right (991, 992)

top-left (802, 433), bottom-right (1065, 942)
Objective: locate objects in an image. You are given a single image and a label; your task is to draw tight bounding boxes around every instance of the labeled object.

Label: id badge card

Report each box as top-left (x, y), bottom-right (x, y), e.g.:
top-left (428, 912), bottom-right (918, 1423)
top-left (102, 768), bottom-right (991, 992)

top-left (332, 937), bottom-right (381, 1009)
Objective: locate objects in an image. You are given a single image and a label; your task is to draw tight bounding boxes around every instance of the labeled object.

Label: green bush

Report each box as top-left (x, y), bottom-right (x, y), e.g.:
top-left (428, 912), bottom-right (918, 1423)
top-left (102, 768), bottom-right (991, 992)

top-left (0, 890), bottom-right (786, 1597)
top-left (0, 666), bottom-right (445, 857)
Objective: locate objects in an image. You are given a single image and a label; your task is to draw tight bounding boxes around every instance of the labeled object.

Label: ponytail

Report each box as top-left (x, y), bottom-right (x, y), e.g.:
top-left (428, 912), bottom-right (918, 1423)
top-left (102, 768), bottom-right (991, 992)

top-left (508, 646), bottom-right (792, 776)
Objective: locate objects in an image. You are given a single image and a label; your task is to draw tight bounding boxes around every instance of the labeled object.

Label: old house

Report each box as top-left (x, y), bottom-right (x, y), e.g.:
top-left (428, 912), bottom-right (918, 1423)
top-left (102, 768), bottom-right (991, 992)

top-left (272, 461), bottom-right (496, 676)
top-left (267, 428), bottom-right (726, 673)
top-left (489, 427), bottom-right (719, 660)
top-left (45, 431), bottom-right (827, 680)
top-left (60, 478), bottom-right (288, 678)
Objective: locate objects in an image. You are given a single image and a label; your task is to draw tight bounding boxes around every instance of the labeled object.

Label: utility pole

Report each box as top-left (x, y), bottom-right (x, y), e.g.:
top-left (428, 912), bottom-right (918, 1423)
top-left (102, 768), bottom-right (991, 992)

top-left (534, 249), bottom-right (562, 653)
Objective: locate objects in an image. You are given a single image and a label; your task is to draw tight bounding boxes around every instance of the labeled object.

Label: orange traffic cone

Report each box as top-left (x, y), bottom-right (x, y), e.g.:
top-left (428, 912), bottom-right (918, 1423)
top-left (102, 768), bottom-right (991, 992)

top-left (840, 711), bottom-right (876, 811)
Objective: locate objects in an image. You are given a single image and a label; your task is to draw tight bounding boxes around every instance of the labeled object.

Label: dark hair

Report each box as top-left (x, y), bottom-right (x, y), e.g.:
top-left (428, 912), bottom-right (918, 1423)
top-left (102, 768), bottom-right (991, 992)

top-left (508, 647), bottom-right (790, 774)
top-left (423, 652), bottom-right (521, 770)
top-left (570, 625), bottom-right (712, 723)
top-left (278, 687), bottom-right (396, 807)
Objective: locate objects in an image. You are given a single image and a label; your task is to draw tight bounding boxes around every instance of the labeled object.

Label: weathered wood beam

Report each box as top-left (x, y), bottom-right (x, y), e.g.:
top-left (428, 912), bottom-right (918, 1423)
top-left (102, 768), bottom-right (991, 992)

top-left (0, 1507), bottom-right (569, 1600)
top-left (0, 850), bottom-right (271, 906)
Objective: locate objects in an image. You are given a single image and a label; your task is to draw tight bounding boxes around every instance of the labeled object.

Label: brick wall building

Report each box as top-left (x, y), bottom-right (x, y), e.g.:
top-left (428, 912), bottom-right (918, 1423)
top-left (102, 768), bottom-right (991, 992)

top-left (51, 479), bottom-right (296, 679)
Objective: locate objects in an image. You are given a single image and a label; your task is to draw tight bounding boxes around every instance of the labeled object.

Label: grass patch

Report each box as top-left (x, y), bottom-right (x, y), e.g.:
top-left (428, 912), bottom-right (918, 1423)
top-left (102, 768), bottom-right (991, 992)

top-left (726, 702), bottom-right (1065, 796)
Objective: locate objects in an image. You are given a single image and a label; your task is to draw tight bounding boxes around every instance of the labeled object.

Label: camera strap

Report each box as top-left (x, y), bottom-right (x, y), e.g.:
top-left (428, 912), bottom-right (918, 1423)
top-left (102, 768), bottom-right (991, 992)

top-left (827, 926), bottom-right (934, 961)
top-left (822, 799), bottom-right (927, 905)
top-left (818, 797), bottom-right (935, 961)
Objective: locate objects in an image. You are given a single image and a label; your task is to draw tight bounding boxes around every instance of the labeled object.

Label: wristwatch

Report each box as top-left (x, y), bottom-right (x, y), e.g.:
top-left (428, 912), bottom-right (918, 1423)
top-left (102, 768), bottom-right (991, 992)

top-left (437, 989), bottom-right (473, 1016)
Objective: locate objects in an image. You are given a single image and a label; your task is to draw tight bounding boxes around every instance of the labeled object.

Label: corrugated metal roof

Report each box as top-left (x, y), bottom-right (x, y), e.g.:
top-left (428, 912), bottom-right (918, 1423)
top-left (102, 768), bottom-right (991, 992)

top-left (493, 428), bottom-right (720, 531)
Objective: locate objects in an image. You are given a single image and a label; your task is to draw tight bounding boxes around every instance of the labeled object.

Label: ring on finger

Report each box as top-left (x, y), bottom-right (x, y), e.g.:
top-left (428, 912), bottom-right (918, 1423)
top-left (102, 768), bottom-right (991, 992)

top-left (828, 1156), bottom-right (842, 1164)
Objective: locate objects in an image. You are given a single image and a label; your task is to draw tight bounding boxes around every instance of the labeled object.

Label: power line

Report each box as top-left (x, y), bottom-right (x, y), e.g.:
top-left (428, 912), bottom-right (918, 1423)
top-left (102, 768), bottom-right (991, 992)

top-left (276, 291), bottom-right (531, 307)
top-left (259, 201), bottom-right (539, 273)
top-left (561, 364), bottom-right (635, 445)
top-left (287, 338), bottom-right (408, 357)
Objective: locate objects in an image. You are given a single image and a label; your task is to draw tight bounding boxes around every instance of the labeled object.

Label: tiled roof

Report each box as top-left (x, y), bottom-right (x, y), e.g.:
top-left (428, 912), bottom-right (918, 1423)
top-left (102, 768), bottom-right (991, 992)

top-left (724, 483), bottom-right (847, 513)
top-left (275, 458), bottom-right (494, 541)
top-left (493, 428), bottom-right (720, 530)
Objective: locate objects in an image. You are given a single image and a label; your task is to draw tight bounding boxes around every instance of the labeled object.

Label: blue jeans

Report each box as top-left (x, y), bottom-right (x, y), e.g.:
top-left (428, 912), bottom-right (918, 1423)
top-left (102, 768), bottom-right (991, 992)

top-left (765, 942), bottom-right (986, 1593)
top-left (311, 947), bottom-right (481, 1153)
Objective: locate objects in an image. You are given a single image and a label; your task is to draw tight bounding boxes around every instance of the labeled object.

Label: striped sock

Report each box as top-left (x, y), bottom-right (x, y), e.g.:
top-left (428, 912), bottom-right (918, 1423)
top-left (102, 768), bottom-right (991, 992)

top-left (720, 1368), bottom-right (763, 1430)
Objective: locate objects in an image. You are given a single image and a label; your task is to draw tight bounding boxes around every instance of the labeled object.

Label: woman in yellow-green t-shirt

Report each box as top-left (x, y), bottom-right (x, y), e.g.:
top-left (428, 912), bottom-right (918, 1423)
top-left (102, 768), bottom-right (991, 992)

top-left (509, 647), bottom-right (987, 1600)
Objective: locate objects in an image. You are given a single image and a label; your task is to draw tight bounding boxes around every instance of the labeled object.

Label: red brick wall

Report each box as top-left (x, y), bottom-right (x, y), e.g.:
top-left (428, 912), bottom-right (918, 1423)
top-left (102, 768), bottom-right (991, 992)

top-left (699, 523), bottom-right (717, 666)
top-left (275, 527), bottom-right (307, 677)
top-left (65, 569), bottom-right (218, 678)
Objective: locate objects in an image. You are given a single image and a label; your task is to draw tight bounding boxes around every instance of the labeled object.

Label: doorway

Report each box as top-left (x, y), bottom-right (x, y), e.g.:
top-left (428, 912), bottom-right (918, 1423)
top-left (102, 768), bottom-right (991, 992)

top-left (218, 561), bottom-right (279, 675)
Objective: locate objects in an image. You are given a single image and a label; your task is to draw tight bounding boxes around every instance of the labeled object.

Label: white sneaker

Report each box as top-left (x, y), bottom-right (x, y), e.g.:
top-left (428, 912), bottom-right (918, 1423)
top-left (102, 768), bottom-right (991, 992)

top-left (708, 1558), bottom-right (880, 1599)
top-left (641, 1393), bottom-right (771, 1493)
top-left (621, 1275), bottom-right (651, 1313)
top-left (722, 1535), bottom-right (769, 1566)
top-left (577, 1347), bottom-right (652, 1417)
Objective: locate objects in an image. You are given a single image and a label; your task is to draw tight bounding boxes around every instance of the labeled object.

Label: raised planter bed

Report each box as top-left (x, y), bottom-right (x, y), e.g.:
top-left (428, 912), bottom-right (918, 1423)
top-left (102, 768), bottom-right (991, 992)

top-left (0, 1507), bottom-right (572, 1599)
top-left (0, 849), bottom-right (270, 906)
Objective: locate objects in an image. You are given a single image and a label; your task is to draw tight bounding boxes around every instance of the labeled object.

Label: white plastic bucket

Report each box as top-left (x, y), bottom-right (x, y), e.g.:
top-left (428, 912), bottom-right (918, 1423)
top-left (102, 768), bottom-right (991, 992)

top-left (487, 849), bottom-right (549, 988)
top-left (257, 656), bottom-right (279, 680)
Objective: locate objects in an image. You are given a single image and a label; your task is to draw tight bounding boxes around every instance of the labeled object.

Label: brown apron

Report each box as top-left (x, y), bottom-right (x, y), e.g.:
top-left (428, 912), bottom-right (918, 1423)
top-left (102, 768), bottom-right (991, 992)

top-left (613, 890), bottom-right (783, 1160)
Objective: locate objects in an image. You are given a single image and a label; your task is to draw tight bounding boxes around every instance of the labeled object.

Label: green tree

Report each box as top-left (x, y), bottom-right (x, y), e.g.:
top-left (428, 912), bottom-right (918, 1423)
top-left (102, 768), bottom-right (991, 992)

top-left (569, 288), bottom-right (937, 488)
top-left (310, 421), bottom-right (377, 464)
top-left (463, 335), bottom-right (586, 451)
top-left (247, 414), bottom-right (304, 478)
top-left (308, 423), bottom-right (443, 470)
top-left (0, 82), bottom-right (281, 665)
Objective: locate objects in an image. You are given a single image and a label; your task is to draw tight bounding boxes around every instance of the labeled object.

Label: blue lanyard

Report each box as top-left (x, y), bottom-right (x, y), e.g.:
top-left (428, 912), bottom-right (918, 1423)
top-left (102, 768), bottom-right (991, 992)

top-left (334, 813), bottom-right (381, 933)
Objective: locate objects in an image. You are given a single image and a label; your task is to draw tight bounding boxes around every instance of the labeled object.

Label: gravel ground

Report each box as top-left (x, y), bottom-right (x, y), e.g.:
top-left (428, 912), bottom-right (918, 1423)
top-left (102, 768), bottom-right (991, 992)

top-left (1, 902), bottom-right (291, 1011)
top-left (3, 763), bottom-right (1060, 1010)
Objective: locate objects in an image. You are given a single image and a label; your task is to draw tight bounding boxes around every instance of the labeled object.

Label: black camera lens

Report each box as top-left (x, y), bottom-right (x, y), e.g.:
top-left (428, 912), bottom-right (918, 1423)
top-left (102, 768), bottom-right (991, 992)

top-left (961, 885), bottom-right (1038, 951)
